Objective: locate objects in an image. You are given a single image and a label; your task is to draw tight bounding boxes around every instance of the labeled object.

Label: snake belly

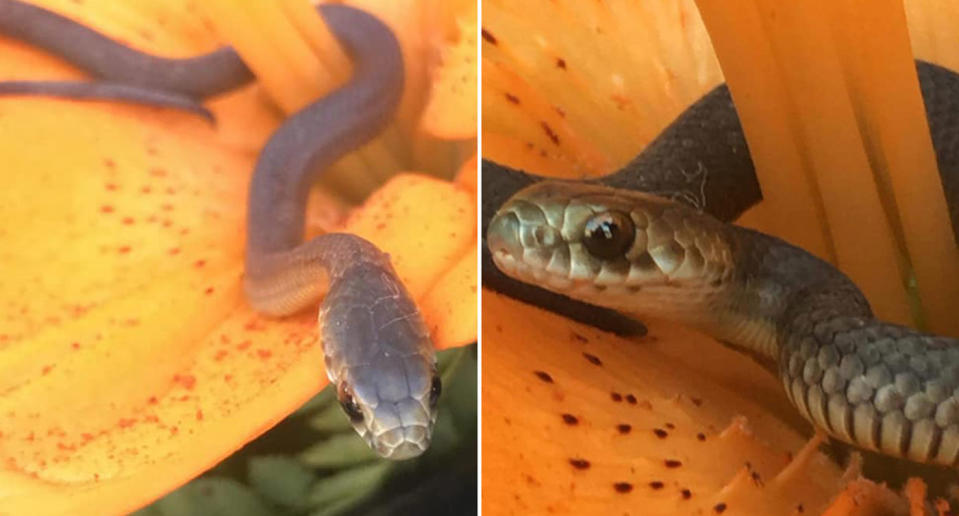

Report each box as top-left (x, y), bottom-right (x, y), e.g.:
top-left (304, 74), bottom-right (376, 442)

top-left (485, 60), bottom-right (959, 467)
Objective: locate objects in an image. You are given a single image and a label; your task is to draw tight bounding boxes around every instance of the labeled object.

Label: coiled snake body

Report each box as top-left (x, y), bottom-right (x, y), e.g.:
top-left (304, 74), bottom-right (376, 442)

top-left (486, 61), bottom-right (959, 467)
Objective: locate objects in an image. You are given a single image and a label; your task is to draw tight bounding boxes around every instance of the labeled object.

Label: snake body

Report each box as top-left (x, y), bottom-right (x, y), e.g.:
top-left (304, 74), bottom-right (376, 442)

top-left (486, 60), bottom-right (959, 467)
top-left (0, 1), bottom-right (439, 460)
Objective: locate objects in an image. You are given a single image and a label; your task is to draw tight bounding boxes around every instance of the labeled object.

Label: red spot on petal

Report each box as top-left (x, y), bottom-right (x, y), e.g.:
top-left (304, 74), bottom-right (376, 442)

top-left (117, 418), bottom-right (135, 428)
top-left (100, 205), bottom-right (114, 214)
top-left (173, 374), bottom-right (196, 390)
top-left (256, 349), bottom-right (272, 360)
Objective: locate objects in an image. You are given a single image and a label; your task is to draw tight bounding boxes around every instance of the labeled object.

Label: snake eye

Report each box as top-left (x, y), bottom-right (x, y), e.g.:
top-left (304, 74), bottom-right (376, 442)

top-left (337, 383), bottom-right (364, 423)
top-left (582, 211), bottom-right (635, 259)
top-left (429, 375), bottom-right (442, 409)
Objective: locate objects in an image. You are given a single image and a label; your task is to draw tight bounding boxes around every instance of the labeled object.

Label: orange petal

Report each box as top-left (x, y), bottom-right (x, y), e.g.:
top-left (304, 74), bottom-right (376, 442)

top-left (0, 7), bottom-right (475, 510)
top-left (0, 98), bottom-right (474, 514)
top-left (420, 8), bottom-right (478, 139)
top-left (482, 291), bottom-right (915, 514)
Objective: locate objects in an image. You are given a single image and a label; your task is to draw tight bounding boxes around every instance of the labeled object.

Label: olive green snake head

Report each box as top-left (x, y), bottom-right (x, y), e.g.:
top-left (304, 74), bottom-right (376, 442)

top-left (488, 181), bottom-right (734, 322)
top-left (488, 179), bottom-right (959, 468)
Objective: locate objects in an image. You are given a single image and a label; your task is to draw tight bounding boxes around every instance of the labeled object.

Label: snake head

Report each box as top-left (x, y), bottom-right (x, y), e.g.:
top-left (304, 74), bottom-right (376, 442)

top-left (321, 259), bottom-right (440, 460)
top-left (487, 181), bottom-right (734, 316)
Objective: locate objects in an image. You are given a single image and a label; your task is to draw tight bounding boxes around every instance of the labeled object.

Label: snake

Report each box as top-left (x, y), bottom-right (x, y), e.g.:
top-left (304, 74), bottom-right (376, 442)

top-left (0, 0), bottom-right (440, 460)
top-left (485, 60), bottom-right (959, 468)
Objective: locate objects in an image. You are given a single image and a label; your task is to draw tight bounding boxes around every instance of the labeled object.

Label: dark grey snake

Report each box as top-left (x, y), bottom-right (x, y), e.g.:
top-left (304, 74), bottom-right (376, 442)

top-left (0, 0), bottom-right (440, 460)
top-left (484, 60), bottom-right (959, 467)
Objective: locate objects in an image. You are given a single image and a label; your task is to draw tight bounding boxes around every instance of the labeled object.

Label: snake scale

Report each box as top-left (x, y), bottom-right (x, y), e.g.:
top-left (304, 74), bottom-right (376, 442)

top-left (485, 60), bottom-right (959, 467)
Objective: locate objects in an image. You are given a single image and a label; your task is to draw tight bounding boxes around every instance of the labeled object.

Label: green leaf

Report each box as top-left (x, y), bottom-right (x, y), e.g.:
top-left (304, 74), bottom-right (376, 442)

top-left (134, 478), bottom-right (277, 516)
top-left (248, 455), bottom-right (316, 511)
top-left (294, 387), bottom-right (336, 418)
top-left (299, 432), bottom-right (378, 468)
top-left (307, 462), bottom-right (392, 515)
top-left (306, 396), bottom-right (354, 434)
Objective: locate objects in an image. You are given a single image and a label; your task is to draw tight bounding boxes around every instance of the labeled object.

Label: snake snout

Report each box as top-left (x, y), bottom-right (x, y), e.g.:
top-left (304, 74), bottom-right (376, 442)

top-left (487, 210), bottom-right (523, 261)
top-left (367, 396), bottom-right (434, 460)
top-left (375, 423), bottom-right (431, 460)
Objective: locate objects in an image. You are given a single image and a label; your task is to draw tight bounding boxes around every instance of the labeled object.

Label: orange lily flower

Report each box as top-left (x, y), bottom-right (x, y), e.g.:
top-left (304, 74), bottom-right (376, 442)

top-left (483, 0), bottom-right (958, 514)
top-left (0, 0), bottom-right (476, 514)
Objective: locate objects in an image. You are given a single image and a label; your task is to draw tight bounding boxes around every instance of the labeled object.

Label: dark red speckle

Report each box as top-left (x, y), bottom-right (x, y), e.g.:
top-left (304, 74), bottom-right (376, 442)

top-left (611, 392), bottom-right (623, 402)
top-left (697, 433), bottom-right (707, 441)
top-left (681, 488), bottom-right (692, 499)
top-left (561, 414), bottom-right (578, 425)
top-left (653, 428), bottom-right (668, 438)
top-left (568, 458), bottom-right (590, 470)
top-left (480, 28), bottom-right (497, 45)
top-left (664, 459), bottom-right (682, 468)
top-left (613, 482), bottom-right (633, 493)
top-left (556, 57), bottom-right (567, 69)
top-left (714, 502), bottom-right (727, 513)
top-left (616, 424), bottom-right (631, 434)
top-left (540, 122), bottom-right (560, 146)
top-left (582, 352), bottom-right (601, 366)
top-left (625, 394), bottom-right (637, 404)
top-left (533, 371), bottom-right (553, 383)
top-left (649, 481), bottom-right (664, 490)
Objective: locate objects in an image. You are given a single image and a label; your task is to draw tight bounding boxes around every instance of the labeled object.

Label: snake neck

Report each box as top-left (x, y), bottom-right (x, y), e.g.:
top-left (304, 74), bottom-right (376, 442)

top-left (688, 226), bottom-right (873, 367)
